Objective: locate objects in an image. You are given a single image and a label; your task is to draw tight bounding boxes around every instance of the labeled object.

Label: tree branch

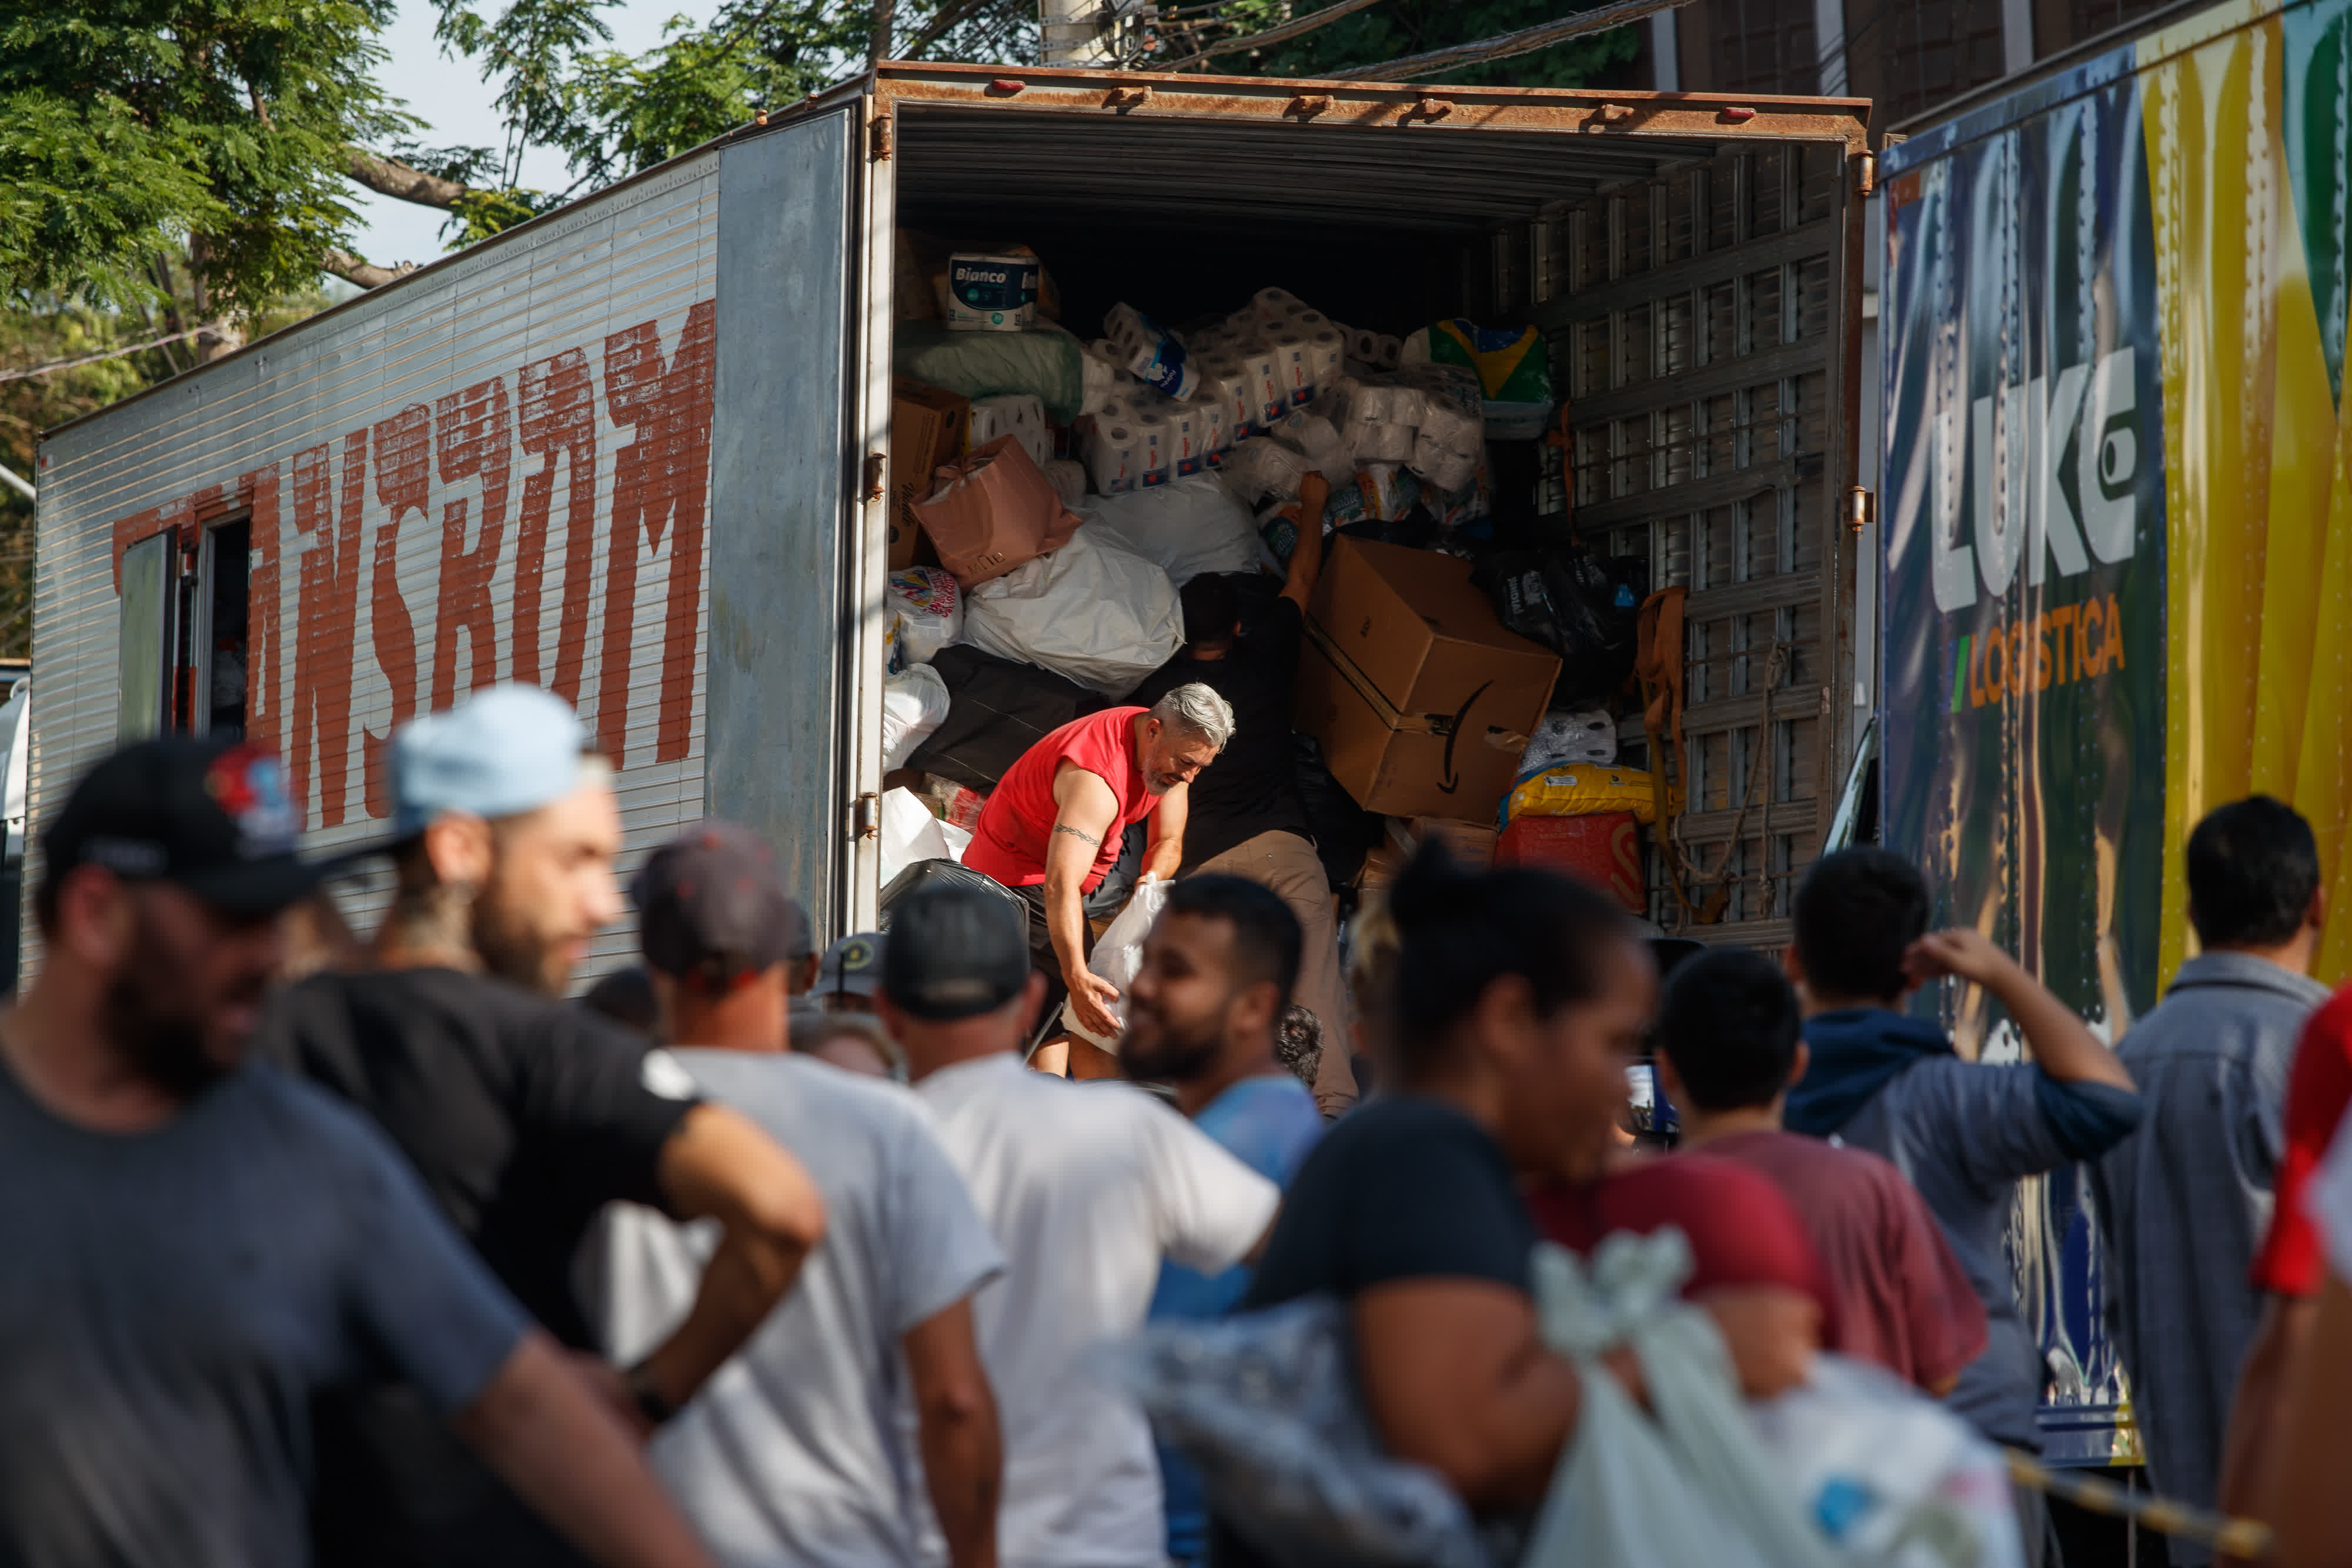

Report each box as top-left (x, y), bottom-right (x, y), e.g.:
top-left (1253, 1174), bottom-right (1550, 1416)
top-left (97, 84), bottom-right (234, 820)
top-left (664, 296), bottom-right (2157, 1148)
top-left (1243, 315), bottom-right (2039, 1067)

top-left (323, 248), bottom-right (418, 289)
top-left (344, 148), bottom-right (472, 209)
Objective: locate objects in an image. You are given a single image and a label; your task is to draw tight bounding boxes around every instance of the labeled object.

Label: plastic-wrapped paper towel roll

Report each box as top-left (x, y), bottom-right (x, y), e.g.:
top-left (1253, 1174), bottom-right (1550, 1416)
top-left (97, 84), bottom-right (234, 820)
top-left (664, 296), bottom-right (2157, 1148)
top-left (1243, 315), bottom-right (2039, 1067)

top-left (1374, 334), bottom-right (1405, 369)
top-left (1132, 410), bottom-right (1172, 488)
top-left (1253, 287), bottom-right (1304, 324)
top-left (1241, 351), bottom-right (1286, 429)
top-left (1272, 332), bottom-right (1314, 409)
top-left (1169, 406), bottom-right (1205, 477)
top-left (1220, 437), bottom-right (1314, 504)
top-left (1089, 423), bottom-right (1140, 495)
top-left (1410, 406), bottom-right (1482, 492)
top-left (969, 394), bottom-right (1052, 469)
top-left (1347, 326), bottom-right (1382, 364)
top-left (1308, 329), bottom-right (1346, 390)
top-left (1107, 303), bottom-right (1198, 400)
top-left (1200, 392), bottom-right (1232, 462)
top-left (1201, 357), bottom-right (1253, 439)
top-left (1042, 458), bottom-right (1088, 509)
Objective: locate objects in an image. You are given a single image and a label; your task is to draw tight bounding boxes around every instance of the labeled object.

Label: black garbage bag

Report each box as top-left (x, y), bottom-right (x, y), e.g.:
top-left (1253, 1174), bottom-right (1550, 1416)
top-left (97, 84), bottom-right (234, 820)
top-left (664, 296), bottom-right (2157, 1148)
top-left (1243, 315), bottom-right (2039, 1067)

top-left (907, 645), bottom-right (1100, 791)
top-left (1479, 546), bottom-right (1647, 704)
top-left (879, 857), bottom-right (1032, 943)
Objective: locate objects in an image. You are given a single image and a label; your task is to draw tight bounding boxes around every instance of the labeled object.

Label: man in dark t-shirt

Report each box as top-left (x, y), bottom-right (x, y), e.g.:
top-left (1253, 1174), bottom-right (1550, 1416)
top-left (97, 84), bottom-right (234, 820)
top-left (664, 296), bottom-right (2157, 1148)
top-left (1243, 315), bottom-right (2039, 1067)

top-left (259, 685), bottom-right (827, 1568)
top-left (1129, 477), bottom-right (1356, 1115)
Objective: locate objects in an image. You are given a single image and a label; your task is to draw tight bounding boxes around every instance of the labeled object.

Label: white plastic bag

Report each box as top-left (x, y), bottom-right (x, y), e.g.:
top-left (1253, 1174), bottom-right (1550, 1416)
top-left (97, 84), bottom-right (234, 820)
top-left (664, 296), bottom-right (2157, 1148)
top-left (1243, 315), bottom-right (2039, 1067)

top-left (963, 531), bottom-right (1183, 696)
top-left (1522, 708), bottom-right (1618, 773)
top-left (878, 786), bottom-right (951, 888)
top-left (1060, 875), bottom-right (1172, 1047)
top-left (881, 664), bottom-right (951, 771)
top-left (1523, 1233), bottom-right (1838, 1568)
top-left (887, 567), bottom-right (963, 666)
top-left (1077, 473), bottom-right (1262, 586)
top-left (1749, 1356), bottom-right (2026, 1568)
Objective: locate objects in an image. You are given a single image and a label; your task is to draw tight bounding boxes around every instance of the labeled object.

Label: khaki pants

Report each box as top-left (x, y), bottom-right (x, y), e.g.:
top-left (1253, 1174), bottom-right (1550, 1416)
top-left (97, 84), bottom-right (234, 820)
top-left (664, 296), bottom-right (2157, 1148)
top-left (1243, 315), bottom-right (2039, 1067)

top-left (1194, 830), bottom-right (1358, 1116)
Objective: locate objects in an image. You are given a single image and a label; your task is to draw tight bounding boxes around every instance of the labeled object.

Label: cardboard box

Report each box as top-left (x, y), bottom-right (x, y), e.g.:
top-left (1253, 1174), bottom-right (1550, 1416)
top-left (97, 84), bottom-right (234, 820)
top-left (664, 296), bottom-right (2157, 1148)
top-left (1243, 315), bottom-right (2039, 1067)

top-left (1496, 813), bottom-right (1645, 914)
top-left (1390, 815), bottom-right (1498, 870)
top-left (889, 378), bottom-right (969, 569)
top-left (1295, 537), bottom-right (1561, 822)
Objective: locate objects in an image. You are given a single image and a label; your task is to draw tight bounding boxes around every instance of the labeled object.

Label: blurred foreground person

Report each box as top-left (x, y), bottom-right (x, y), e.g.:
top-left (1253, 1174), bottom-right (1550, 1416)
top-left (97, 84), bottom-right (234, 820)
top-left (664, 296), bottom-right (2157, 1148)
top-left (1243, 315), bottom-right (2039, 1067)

top-left (1655, 948), bottom-right (1985, 1393)
top-left (595, 822), bottom-right (1003, 1568)
top-left (816, 932), bottom-right (886, 1013)
top-left (2268, 1118), bottom-right (2352, 1568)
top-left (1123, 875), bottom-right (1325, 1567)
top-left (2092, 797), bottom-right (2326, 1562)
top-left (797, 1011), bottom-right (903, 1079)
top-left (259, 686), bottom-right (826, 1568)
top-left (582, 967), bottom-right (659, 1037)
top-left (0, 738), bottom-right (716, 1568)
top-left (880, 878), bottom-right (1280, 1568)
top-left (1217, 848), bottom-right (1813, 1567)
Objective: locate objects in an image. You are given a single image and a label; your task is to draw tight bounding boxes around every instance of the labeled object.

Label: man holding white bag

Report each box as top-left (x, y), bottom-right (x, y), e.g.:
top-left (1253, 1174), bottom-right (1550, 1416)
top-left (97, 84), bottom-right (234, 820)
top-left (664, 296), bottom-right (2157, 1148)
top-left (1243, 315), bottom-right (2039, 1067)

top-left (961, 683), bottom-right (1235, 1078)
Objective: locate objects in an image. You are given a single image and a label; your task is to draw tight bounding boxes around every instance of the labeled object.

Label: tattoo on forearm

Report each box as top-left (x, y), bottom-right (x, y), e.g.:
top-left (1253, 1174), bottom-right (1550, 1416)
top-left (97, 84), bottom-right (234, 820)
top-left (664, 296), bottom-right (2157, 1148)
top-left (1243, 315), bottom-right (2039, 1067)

top-left (1053, 824), bottom-right (1101, 846)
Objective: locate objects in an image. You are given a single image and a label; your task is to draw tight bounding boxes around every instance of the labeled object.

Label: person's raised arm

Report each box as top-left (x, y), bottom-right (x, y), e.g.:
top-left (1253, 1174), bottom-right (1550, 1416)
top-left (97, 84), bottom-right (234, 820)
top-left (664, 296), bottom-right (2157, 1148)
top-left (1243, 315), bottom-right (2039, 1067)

top-left (1904, 928), bottom-right (2133, 1091)
top-left (904, 1298), bottom-right (1001, 1568)
top-left (1143, 780), bottom-right (1190, 884)
top-left (1280, 474), bottom-right (1329, 613)
top-left (1047, 763), bottom-right (1122, 1041)
top-left (456, 1331), bottom-right (717, 1568)
top-left (632, 1104), bottom-right (826, 1421)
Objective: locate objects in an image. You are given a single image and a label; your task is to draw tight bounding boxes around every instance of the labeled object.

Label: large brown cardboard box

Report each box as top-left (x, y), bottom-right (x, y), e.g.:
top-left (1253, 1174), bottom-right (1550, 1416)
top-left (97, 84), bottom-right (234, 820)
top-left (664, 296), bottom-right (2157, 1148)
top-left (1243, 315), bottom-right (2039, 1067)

top-left (1295, 537), bottom-right (1561, 823)
top-left (890, 379), bottom-right (969, 569)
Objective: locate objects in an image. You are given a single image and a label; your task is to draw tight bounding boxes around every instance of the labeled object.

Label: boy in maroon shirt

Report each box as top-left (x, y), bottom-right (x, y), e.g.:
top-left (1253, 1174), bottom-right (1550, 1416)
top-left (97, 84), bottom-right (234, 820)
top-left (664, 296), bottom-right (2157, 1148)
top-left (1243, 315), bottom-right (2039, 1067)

top-left (1654, 947), bottom-right (1986, 1393)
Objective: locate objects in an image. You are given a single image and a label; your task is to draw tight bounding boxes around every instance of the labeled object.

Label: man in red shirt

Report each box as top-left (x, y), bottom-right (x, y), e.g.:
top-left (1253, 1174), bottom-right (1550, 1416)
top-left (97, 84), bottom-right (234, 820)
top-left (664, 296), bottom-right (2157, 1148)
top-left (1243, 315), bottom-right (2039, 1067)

top-left (963, 684), bottom-right (1234, 1076)
top-left (2217, 982), bottom-right (2352, 1544)
top-left (1653, 947), bottom-right (1987, 1393)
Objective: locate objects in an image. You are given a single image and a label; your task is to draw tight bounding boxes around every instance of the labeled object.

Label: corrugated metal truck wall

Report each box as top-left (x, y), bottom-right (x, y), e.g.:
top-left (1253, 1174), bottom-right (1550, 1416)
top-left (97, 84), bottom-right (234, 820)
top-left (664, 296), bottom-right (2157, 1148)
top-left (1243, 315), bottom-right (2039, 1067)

top-left (28, 153), bottom-right (722, 981)
top-left (1539, 142), bottom-right (1858, 949)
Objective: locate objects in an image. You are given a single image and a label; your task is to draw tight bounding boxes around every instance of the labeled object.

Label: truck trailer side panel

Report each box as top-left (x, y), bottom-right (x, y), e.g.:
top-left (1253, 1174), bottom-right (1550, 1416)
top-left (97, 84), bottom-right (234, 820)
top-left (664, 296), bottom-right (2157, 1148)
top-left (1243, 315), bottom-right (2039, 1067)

top-left (1882, 0), bottom-right (2352, 1459)
top-left (32, 153), bottom-right (724, 976)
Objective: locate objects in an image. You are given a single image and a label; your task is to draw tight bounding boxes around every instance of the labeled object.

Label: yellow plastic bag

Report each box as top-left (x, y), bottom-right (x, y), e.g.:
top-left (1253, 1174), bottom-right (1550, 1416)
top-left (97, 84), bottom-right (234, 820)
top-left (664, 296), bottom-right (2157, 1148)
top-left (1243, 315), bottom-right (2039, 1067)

top-left (1502, 765), bottom-right (1681, 827)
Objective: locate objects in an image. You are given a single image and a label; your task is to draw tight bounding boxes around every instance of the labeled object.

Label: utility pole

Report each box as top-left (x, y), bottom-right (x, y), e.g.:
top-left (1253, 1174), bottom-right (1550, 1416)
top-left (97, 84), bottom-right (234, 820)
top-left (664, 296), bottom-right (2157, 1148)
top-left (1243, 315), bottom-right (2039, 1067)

top-left (1040, 0), bottom-right (1114, 64)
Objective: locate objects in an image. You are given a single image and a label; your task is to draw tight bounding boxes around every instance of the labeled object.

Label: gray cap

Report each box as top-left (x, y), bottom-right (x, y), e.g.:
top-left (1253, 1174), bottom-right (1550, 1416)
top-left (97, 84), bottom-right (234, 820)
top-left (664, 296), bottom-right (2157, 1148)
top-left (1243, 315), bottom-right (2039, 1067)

top-left (881, 881), bottom-right (1031, 1021)
top-left (391, 684), bottom-right (588, 836)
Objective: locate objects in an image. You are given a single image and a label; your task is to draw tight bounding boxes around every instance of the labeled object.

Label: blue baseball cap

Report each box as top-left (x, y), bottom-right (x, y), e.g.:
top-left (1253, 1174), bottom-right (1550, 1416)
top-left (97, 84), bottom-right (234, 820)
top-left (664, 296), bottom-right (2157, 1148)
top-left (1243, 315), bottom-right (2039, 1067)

top-left (390, 684), bottom-right (590, 837)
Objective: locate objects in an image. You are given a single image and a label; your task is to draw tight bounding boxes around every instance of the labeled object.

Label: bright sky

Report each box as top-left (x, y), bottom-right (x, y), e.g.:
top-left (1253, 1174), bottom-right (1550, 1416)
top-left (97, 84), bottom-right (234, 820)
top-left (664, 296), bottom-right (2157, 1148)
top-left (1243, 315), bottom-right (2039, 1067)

top-left (346, 2), bottom-right (716, 270)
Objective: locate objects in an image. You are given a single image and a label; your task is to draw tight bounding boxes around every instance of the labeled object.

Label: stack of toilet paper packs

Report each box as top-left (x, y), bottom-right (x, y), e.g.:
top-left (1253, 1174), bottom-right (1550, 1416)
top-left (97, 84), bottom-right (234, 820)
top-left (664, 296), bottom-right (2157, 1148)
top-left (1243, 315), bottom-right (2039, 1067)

top-left (1077, 287), bottom-right (1483, 511)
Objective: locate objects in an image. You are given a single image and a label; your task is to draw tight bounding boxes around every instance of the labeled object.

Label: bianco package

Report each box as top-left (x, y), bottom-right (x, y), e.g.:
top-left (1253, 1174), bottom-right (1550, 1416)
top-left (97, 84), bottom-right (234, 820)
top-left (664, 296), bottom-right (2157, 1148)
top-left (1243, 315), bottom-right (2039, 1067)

top-left (886, 567), bottom-right (963, 666)
top-left (1078, 473), bottom-right (1262, 585)
top-left (946, 250), bottom-right (1041, 332)
top-left (962, 531), bottom-right (1184, 695)
top-left (968, 394), bottom-right (1051, 469)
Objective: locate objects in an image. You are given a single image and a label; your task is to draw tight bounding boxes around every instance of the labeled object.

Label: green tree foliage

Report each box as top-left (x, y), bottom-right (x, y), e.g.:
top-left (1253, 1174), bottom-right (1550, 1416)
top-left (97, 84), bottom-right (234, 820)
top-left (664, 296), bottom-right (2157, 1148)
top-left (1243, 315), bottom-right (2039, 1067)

top-left (0, 0), bottom-right (414, 319)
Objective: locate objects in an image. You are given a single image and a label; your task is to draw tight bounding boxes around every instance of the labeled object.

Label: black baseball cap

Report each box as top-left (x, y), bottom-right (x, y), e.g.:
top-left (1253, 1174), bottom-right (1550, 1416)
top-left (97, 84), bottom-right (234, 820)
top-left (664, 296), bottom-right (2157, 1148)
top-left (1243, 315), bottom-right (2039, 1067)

top-left (632, 820), bottom-right (811, 984)
top-left (43, 737), bottom-right (326, 917)
top-left (881, 880), bottom-right (1032, 1021)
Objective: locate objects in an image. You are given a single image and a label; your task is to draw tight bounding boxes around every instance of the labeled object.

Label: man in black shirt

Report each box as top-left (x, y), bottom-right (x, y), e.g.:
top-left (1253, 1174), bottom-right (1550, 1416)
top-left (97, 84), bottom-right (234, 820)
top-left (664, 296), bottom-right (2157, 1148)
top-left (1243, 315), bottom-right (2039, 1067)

top-left (1130, 480), bottom-right (1356, 1115)
top-left (259, 685), bottom-right (827, 1568)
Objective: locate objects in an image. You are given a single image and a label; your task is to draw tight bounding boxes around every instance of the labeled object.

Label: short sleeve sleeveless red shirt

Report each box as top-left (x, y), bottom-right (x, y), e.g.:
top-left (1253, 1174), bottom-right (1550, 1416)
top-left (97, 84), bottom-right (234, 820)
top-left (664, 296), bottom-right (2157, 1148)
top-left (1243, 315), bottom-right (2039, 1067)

top-left (961, 707), bottom-right (1153, 891)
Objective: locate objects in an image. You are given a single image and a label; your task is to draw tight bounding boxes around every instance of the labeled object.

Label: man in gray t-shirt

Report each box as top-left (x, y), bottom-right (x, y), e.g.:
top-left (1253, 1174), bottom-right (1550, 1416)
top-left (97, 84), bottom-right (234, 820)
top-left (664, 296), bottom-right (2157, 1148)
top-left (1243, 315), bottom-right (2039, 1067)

top-left (0, 736), bottom-right (719, 1568)
top-left (2090, 798), bottom-right (2328, 1563)
top-left (594, 822), bottom-right (1005, 1568)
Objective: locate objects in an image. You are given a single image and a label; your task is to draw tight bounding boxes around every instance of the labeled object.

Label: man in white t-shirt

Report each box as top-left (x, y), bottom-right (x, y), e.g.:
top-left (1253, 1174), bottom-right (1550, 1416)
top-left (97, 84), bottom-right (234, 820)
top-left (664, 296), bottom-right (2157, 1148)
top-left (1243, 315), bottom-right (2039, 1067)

top-left (593, 821), bottom-right (1007, 1568)
top-left (878, 877), bottom-right (1282, 1568)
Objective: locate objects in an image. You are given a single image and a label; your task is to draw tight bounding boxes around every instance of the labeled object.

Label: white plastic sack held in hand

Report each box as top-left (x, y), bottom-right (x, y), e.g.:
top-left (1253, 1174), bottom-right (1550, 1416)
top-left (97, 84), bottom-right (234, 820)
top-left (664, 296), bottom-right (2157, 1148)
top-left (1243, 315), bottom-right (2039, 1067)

top-left (877, 786), bottom-right (953, 889)
top-left (881, 664), bottom-right (951, 772)
top-left (1749, 1356), bottom-right (2026, 1568)
top-left (1060, 875), bottom-right (1172, 1047)
top-left (962, 531), bottom-right (1184, 696)
top-left (1521, 1232), bottom-right (1839, 1568)
top-left (1078, 474), bottom-right (1262, 586)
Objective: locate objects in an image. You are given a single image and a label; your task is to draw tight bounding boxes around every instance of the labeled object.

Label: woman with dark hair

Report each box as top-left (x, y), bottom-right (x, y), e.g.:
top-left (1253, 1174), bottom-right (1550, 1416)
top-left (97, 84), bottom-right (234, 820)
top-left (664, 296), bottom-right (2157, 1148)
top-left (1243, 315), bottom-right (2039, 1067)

top-left (1218, 847), bottom-right (1809, 1560)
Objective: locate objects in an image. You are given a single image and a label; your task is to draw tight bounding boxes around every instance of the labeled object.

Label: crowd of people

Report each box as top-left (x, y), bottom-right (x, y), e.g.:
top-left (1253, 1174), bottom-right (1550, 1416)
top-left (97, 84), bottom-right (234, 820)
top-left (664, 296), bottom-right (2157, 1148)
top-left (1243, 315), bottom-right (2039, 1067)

top-left (11, 674), bottom-right (2352, 1568)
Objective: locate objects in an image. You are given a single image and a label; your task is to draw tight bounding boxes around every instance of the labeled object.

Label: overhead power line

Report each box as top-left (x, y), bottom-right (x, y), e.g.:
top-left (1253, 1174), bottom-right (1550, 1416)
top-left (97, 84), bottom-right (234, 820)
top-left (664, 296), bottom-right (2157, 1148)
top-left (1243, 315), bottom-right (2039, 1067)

top-left (1331, 0), bottom-right (1695, 79)
top-left (0, 322), bottom-right (226, 386)
top-left (1149, 0), bottom-right (1388, 68)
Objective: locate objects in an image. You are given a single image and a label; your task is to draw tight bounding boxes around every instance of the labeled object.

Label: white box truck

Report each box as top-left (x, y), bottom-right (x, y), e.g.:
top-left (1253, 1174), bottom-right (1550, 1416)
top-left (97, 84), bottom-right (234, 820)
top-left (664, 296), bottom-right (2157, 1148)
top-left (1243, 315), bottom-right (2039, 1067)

top-left (29, 62), bottom-right (1875, 975)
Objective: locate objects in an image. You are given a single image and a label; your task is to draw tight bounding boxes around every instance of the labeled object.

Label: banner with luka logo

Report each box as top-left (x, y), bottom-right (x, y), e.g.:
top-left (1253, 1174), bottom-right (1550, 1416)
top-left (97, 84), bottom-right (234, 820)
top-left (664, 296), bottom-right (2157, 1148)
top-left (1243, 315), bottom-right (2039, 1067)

top-left (1883, 0), bottom-right (2352, 1454)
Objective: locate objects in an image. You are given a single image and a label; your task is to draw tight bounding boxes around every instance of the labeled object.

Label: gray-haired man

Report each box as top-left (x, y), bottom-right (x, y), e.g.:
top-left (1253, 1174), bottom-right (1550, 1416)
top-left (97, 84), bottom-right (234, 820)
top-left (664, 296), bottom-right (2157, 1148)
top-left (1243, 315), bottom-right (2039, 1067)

top-left (962, 685), bottom-right (1233, 1078)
